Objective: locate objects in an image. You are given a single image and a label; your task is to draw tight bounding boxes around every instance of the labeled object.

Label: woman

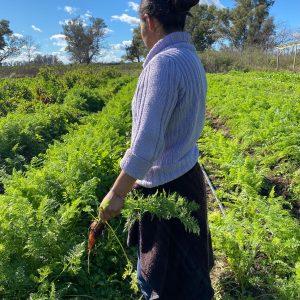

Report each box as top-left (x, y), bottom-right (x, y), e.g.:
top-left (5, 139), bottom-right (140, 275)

top-left (93, 0), bottom-right (214, 299)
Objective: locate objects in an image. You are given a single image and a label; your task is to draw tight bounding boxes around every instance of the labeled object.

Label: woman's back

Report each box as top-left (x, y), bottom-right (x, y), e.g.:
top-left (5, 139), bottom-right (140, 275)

top-left (121, 31), bottom-right (207, 188)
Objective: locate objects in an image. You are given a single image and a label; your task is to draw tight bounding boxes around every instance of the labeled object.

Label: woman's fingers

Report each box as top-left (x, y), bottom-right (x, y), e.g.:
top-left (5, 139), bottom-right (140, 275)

top-left (99, 207), bottom-right (110, 222)
top-left (100, 207), bottom-right (118, 222)
top-left (99, 191), bottom-right (125, 222)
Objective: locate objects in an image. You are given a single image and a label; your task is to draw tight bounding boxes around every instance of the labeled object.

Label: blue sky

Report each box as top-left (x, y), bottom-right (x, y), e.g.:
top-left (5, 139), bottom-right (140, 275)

top-left (1, 0), bottom-right (299, 63)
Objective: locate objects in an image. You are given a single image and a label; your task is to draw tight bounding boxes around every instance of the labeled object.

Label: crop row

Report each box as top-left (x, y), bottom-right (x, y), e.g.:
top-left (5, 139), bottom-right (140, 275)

top-left (0, 74), bottom-right (133, 191)
top-left (0, 78), bottom-right (138, 299)
top-left (200, 72), bottom-right (300, 299)
top-left (205, 71), bottom-right (300, 204)
top-left (0, 66), bottom-right (125, 117)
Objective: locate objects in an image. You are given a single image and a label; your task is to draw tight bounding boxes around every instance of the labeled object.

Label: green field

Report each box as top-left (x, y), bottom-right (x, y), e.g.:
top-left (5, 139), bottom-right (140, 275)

top-left (202, 72), bottom-right (300, 299)
top-left (0, 67), bottom-right (299, 299)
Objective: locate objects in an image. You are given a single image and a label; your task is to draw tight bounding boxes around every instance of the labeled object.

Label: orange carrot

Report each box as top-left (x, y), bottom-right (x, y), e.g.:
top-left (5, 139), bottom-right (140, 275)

top-left (88, 221), bottom-right (105, 273)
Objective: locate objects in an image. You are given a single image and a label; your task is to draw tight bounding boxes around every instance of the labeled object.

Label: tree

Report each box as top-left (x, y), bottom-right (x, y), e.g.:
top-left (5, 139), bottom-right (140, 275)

top-left (63, 16), bottom-right (107, 64)
top-left (272, 22), bottom-right (298, 46)
top-left (123, 27), bottom-right (147, 62)
top-left (220, 0), bottom-right (276, 50)
top-left (33, 54), bottom-right (62, 66)
top-left (0, 20), bottom-right (25, 65)
top-left (0, 34), bottom-right (25, 66)
top-left (0, 19), bottom-right (12, 50)
top-left (246, 0), bottom-right (275, 49)
top-left (185, 4), bottom-right (222, 52)
top-left (23, 35), bottom-right (40, 64)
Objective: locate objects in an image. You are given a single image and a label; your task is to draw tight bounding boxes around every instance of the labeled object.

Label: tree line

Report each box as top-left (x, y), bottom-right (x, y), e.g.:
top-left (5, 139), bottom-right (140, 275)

top-left (124, 0), bottom-right (298, 62)
top-left (0, 16), bottom-right (107, 66)
top-left (0, 21), bottom-right (62, 66)
top-left (0, 0), bottom-right (298, 65)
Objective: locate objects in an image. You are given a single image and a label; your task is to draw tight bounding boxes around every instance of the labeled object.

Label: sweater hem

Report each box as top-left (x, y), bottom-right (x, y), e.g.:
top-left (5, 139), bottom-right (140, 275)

top-left (136, 152), bottom-right (199, 188)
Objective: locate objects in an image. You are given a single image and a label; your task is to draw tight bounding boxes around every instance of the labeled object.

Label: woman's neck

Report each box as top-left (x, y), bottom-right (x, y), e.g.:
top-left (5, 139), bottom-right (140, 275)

top-left (148, 29), bottom-right (167, 50)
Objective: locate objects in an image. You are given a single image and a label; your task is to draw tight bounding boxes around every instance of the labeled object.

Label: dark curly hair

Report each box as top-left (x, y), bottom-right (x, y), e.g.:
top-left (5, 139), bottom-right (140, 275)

top-left (139, 0), bottom-right (199, 33)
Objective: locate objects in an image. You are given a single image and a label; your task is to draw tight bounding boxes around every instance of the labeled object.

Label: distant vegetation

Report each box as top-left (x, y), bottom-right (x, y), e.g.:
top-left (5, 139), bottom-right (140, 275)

top-left (1, 0), bottom-right (299, 70)
top-left (1, 50), bottom-right (299, 80)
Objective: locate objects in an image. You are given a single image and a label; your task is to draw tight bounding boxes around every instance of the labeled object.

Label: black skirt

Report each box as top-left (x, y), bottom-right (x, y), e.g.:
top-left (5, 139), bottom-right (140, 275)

top-left (127, 162), bottom-right (215, 300)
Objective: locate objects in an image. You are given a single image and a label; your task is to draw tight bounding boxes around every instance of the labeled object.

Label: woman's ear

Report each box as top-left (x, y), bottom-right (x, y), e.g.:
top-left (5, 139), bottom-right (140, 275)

top-left (145, 14), bottom-right (157, 32)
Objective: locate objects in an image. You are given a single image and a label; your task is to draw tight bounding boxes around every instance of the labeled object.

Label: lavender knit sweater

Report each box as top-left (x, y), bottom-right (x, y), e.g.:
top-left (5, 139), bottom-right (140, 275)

top-left (120, 31), bottom-right (207, 188)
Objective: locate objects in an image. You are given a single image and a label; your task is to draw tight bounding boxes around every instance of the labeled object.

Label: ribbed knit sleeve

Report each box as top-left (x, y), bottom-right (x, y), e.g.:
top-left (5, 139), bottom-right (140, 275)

top-left (120, 56), bottom-right (179, 179)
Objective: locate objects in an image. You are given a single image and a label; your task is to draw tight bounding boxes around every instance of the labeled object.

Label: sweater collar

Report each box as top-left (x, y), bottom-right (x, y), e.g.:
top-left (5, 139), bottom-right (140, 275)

top-left (143, 31), bottom-right (192, 68)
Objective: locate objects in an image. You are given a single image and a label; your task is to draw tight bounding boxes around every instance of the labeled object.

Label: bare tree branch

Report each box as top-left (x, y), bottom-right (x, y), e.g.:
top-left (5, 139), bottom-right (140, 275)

top-left (0, 35), bottom-right (25, 65)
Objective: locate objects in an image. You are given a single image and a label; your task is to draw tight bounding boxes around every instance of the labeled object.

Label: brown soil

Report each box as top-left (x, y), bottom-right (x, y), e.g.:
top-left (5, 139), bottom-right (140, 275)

top-left (210, 255), bottom-right (238, 300)
top-left (206, 110), bottom-right (233, 139)
top-left (264, 175), bottom-right (291, 198)
top-left (263, 174), bottom-right (299, 219)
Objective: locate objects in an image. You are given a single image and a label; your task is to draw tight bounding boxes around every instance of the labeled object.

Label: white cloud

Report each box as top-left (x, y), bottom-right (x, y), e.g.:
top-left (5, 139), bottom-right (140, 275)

top-left (110, 40), bottom-right (132, 51)
top-left (199, 0), bottom-right (225, 9)
top-left (50, 36), bottom-right (69, 63)
top-left (64, 6), bottom-right (77, 15)
top-left (21, 44), bottom-right (39, 52)
top-left (51, 47), bottom-right (123, 64)
top-left (31, 25), bottom-right (42, 32)
top-left (80, 11), bottom-right (92, 26)
top-left (84, 11), bottom-right (93, 19)
top-left (59, 19), bottom-right (71, 26)
top-left (98, 49), bottom-right (122, 63)
top-left (104, 28), bottom-right (114, 34)
top-left (129, 1), bottom-right (140, 12)
top-left (111, 13), bottom-right (140, 25)
top-left (5, 49), bottom-right (42, 65)
top-left (50, 34), bottom-right (67, 50)
top-left (292, 32), bottom-right (300, 38)
top-left (50, 34), bottom-right (66, 41)
top-left (12, 33), bottom-right (24, 38)
top-left (292, 32), bottom-right (300, 41)
top-left (59, 16), bottom-right (89, 27)
top-left (58, 11), bottom-right (94, 28)
top-left (51, 51), bottom-right (69, 64)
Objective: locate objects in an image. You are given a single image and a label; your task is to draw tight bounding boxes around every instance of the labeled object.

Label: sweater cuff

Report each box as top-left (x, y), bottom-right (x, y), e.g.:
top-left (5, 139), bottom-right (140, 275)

top-left (120, 149), bottom-right (152, 180)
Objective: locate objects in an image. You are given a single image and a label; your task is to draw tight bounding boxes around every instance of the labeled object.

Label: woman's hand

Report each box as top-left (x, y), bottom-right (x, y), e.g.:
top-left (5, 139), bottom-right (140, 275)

top-left (94, 170), bottom-right (136, 223)
top-left (98, 190), bottom-right (125, 222)
top-left (88, 190), bottom-right (124, 246)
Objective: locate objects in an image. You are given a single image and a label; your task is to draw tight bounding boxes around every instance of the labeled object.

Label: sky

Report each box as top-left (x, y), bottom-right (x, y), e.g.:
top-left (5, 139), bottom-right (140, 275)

top-left (1, 0), bottom-right (300, 64)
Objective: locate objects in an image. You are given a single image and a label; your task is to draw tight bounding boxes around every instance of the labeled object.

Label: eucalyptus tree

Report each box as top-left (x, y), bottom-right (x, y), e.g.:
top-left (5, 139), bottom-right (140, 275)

top-left (63, 16), bottom-right (107, 64)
